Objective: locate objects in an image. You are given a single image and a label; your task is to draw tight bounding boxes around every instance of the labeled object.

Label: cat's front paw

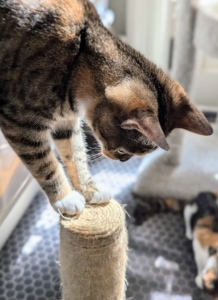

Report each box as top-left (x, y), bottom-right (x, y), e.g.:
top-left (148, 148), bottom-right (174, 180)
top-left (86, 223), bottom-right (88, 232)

top-left (89, 184), bottom-right (111, 204)
top-left (53, 191), bottom-right (85, 216)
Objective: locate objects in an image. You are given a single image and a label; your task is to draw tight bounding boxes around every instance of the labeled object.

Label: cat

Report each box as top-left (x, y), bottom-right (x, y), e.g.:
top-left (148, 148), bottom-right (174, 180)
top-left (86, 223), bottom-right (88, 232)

top-left (134, 192), bottom-right (218, 296)
top-left (184, 192), bottom-right (218, 297)
top-left (0, 0), bottom-right (212, 216)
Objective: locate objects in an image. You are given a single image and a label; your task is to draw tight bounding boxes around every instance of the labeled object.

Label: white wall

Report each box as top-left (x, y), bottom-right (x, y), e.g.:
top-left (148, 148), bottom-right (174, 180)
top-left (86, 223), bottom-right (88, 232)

top-left (190, 51), bottom-right (218, 108)
top-left (126, 0), bottom-right (173, 73)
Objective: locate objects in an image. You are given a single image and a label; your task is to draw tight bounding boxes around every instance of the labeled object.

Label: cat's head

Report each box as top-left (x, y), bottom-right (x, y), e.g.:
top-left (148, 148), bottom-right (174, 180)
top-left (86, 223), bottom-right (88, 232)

top-left (75, 11), bottom-right (213, 161)
top-left (83, 77), bottom-right (212, 162)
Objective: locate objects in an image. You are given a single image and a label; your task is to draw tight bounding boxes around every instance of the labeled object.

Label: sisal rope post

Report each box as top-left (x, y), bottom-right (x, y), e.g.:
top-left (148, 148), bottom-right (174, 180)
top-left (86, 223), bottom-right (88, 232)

top-left (60, 199), bottom-right (127, 300)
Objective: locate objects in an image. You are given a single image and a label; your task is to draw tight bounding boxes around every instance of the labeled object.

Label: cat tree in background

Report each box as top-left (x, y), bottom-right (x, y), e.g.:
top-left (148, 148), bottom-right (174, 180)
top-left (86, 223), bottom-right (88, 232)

top-left (59, 199), bottom-right (127, 300)
top-left (133, 0), bottom-right (218, 201)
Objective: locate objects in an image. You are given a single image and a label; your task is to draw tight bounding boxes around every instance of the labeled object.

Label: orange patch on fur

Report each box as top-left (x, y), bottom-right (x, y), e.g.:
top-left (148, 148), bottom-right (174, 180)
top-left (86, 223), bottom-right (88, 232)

top-left (44, 0), bottom-right (83, 23)
top-left (165, 199), bottom-right (180, 211)
top-left (214, 192), bottom-right (218, 199)
top-left (102, 149), bottom-right (116, 160)
top-left (197, 216), bottom-right (214, 228)
top-left (196, 228), bottom-right (218, 248)
top-left (67, 163), bottom-right (81, 191)
top-left (66, 0), bottom-right (84, 23)
top-left (203, 269), bottom-right (217, 290)
top-left (171, 81), bottom-right (187, 103)
top-left (40, 0), bottom-right (84, 40)
top-left (105, 80), bottom-right (157, 115)
top-left (54, 139), bottom-right (81, 191)
top-left (195, 217), bottom-right (218, 248)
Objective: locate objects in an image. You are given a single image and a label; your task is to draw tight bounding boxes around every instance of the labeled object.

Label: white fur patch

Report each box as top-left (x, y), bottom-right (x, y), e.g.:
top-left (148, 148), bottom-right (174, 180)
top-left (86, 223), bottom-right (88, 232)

top-left (193, 237), bottom-right (209, 289)
top-left (77, 98), bottom-right (93, 118)
top-left (90, 184), bottom-right (111, 204)
top-left (195, 274), bottom-right (203, 289)
top-left (184, 203), bottom-right (198, 240)
top-left (203, 255), bottom-right (218, 275)
top-left (53, 191), bottom-right (85, 215)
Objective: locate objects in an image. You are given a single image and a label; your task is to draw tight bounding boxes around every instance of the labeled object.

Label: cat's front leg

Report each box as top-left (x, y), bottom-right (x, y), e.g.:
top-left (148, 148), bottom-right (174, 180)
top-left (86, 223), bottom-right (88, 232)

top-left (2, 127), bottom-right (85, 216)
top-left (88, 183), bottom-right (111, 204)
top-left (52, 119), bottom-right (111, 204)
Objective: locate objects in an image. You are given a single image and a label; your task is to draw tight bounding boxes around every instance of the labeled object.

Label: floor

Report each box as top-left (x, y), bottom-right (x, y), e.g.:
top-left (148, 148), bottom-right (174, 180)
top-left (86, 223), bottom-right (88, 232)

top-left (0, 156), bottom-right (211, 300)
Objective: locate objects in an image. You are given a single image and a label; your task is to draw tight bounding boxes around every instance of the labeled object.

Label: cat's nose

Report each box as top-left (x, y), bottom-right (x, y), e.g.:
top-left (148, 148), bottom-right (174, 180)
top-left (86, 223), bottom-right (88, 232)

top-left (119, 156), bottom-right (131, 162)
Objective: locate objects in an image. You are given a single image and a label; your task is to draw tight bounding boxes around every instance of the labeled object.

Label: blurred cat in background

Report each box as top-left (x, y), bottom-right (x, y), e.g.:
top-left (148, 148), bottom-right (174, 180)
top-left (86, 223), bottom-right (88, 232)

top-left (134, 191), bottom-right (218, 297)
top-left (184, 192), bottom-right (218, 297)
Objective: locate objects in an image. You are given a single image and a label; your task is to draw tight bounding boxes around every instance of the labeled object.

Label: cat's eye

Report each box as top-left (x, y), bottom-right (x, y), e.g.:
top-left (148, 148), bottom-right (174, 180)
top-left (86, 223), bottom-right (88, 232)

top-left (117, 150), bottom-right (125, 155)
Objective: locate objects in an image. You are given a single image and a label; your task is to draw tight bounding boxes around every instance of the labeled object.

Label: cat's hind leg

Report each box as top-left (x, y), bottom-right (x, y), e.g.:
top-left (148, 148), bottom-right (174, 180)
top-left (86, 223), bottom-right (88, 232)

top-left (52, 118), bottom-right (111, 204)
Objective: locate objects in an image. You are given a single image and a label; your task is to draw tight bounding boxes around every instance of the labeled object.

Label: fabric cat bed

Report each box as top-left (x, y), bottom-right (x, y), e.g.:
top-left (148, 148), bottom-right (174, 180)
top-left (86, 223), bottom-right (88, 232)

top-left (60, 199), bottom-right (127, 300)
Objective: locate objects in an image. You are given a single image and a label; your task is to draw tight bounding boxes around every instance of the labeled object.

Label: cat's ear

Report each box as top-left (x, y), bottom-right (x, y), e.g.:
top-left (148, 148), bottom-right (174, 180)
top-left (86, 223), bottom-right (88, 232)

top-left (174, 99), bottom-right (213, 136)
top-left (121, 116), bottom-right (170, 151)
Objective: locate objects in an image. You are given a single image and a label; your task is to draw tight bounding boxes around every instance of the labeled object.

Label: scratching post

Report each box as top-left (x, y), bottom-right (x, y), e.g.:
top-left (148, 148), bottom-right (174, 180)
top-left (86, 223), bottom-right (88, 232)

top-left (60, 199), bottom-right (127, 300)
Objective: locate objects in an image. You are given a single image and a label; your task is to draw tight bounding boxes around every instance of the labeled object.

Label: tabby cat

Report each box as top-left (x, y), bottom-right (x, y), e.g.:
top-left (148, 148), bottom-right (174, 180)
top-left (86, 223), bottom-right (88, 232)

top-left (0, 0), bottom-right (212, 216)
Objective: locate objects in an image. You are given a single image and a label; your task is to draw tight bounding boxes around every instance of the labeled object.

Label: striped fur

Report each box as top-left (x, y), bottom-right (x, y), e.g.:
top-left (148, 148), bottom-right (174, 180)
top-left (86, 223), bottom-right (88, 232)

top-left (0, 0), bottom-right (212, 215)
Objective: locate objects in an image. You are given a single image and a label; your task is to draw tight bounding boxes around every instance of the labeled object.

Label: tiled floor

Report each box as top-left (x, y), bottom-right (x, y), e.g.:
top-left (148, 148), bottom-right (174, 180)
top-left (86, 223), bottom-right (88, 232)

top-left (0, 157), bottom-right (210, 300)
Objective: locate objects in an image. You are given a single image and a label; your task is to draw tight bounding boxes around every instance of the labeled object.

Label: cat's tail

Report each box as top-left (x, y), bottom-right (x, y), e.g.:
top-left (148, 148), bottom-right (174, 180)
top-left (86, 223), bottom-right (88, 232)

top-left (133, 195), bottom-right (187, 225)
